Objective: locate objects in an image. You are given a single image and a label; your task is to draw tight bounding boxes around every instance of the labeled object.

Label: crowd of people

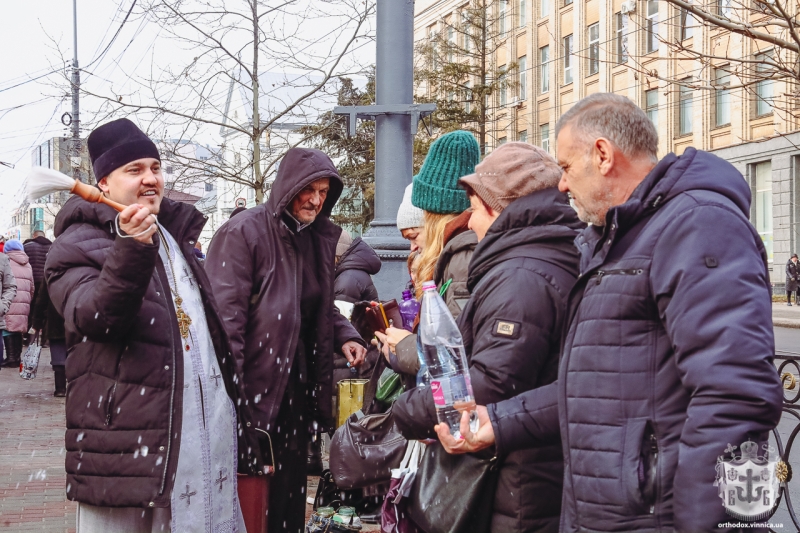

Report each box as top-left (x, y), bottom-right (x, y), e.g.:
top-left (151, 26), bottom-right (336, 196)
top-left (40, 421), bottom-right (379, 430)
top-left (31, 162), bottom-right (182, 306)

top-left (11, 91), bottom-right (784, 533)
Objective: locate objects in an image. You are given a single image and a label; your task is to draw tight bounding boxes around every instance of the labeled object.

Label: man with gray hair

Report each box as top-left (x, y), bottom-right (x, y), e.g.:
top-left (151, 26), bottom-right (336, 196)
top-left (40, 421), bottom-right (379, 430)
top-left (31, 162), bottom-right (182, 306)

top-left (434, 93), bottom-right (783, 531)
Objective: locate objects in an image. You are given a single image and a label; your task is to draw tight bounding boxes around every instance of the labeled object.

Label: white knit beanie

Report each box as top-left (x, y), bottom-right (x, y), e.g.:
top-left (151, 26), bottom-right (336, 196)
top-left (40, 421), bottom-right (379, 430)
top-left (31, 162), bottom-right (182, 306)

top-left (396, 183), bottom-right (424, 230)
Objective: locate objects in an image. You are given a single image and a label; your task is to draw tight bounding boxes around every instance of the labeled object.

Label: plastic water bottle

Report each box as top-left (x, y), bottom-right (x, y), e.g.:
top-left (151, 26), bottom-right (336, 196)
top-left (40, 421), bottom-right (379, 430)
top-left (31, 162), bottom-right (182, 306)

top-left (418, 280), bottom-right (478, 437)
top-left (398, 289), bottom-right (420, 332)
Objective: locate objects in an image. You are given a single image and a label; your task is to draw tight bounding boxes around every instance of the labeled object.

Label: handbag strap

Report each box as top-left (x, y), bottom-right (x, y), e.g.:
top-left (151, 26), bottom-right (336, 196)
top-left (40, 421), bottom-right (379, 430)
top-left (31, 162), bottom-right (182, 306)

top-left (254, 428), bottom-right (275, 475)
top-left (362, 347), bottom-right (388, 412)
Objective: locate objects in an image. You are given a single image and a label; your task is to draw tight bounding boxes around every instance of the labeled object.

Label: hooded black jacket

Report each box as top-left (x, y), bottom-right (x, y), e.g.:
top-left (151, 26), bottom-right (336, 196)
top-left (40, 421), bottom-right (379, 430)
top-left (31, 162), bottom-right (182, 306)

top-left (24, 235), bottom-right (52, 284)
top-left (205, 147), bottom-right (364, 432)
top-left (334, 237), bottom-right (381, 303)
top-left (45, 196), bottom-right (262, 508)
top-left (393, 188), bottom-right (583, 533)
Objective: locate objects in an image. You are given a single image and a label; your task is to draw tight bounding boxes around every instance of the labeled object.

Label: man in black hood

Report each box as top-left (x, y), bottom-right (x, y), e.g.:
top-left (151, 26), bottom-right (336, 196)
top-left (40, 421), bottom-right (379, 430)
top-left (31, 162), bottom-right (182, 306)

top-left (206, 147), bottom-right (367, 533)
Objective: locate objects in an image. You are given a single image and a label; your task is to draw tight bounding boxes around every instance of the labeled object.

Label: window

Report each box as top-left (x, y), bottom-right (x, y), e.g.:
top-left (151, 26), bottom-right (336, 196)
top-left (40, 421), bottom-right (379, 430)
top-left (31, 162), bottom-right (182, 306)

top-left (205, 182), bottom-right (214, 192)
top-left (756, 53), bottom-right (774, 116)
top-left (499, 65), bottom-right (508, 106)
top-left (645, 89), bottom-right (658, 130)
top-left (540, 124), bottom-right (550, 152)
top-left (564, 0), bottom-right (573, 6)
top-left (563, 35), bottom-right (573, 85)
top-left (755, 161), bottom-right (773, 261)
top-left (646, 0), bottom-right (659, 54)
top-left (519, 0), bottom-right (526, 26)
top-left (462, 11), bottom-right (471, 52)
top-left (679, 8), bottom-right (695, 40)
top-left (464, 81), bottom-right (472, 114)
top-left (541, 0), bottom-right (549, 17)
top-left (447, 26), bottom-right (455, 62)
top-left (499, 1), bottom-right (507, 35)
top-left (166, 165), bottom-right (174, 174)
top-left (429, 27), bottom-right (439, 70)
top-left (718, 0), bottom-right (732, 17)
top-left (715, 67), bottom-right (731, 127)
top-left (587, 23), bottom-right (600, 75)
top-left (615, 13), bottom-right (629, 63)
top-left (679, 83), bottom-right (693, 135)
top-left (518, 56), bottom-right (527, 100)
top-left (540, 45), bottom-right (550, 93)
top-left (498, 137), bottom-right (508, 145)
top-left (518, 130), bottom-right (528, 142)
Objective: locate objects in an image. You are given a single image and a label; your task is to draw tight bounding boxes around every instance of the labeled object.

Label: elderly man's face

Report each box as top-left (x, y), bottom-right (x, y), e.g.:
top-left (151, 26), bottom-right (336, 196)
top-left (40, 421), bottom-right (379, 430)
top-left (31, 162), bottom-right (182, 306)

top-left (98, 158), bottom-right (164, 215)
top-left (290, 177), bottom-right (330, 225)
top-left (557, 125), bottom-right (613, 226)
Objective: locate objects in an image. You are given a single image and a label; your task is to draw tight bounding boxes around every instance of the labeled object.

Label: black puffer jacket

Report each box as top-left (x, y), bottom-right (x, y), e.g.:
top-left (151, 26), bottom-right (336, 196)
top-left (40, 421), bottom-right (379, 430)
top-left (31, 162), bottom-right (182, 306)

top-left (205, 148), bottom-right (364, 432)
top-left (334, 237), bottom-right (380, 303)
top-left (45, 197), bottom-right (262, 509)
top-left (24, 235), bottom-right (51, 284)
top-left (393, 188), bottom-right (583, 533)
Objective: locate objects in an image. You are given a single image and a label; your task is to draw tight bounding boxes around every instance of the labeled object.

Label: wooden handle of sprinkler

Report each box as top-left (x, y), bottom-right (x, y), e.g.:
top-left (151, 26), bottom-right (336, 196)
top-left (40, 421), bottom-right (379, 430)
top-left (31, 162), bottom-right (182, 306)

top-left (71, 180), bottom-right (128, 212)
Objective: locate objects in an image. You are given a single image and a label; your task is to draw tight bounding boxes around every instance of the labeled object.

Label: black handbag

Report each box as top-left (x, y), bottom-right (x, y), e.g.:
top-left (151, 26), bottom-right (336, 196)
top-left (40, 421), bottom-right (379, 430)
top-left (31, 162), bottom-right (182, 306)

top-left (329, 407), bottom-right (407, 489)
top-left (407, 441), bottom-right (499, 533)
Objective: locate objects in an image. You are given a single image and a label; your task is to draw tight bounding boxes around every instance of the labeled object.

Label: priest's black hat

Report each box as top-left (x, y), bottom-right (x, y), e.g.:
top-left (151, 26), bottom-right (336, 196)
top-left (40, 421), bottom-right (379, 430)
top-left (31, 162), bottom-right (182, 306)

top-left (88, 118), bottom-right (160, 180)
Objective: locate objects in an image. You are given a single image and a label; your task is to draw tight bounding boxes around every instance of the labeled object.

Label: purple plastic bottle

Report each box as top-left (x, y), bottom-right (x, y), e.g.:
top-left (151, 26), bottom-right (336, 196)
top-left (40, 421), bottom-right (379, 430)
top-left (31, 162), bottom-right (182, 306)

top-left (398, 289), bottom-right (420, 332)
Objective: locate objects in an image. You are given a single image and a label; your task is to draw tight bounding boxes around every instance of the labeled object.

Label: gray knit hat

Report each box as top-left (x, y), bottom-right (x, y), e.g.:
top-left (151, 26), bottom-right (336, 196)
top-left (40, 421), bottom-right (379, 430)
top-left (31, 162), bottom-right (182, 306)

top-left (396, 183), bottom-right (424, 230)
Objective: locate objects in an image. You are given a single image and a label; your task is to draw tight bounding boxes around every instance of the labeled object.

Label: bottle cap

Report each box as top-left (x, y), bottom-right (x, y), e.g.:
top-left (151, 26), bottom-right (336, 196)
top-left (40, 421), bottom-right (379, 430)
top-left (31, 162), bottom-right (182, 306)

top-left (402, 290), bottom-right (413, 300)
top-left (422, 280), bottom-right (437, 291)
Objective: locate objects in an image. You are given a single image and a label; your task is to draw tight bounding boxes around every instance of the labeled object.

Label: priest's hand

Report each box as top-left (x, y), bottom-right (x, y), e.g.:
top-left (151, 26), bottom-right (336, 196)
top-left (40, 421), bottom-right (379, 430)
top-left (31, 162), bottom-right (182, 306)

top-left (342, 340), bottom-right (366, 367)
top-left (435, 406), bottom-right (495, 454)
top-left (119, 204), bottom-right (157, 244)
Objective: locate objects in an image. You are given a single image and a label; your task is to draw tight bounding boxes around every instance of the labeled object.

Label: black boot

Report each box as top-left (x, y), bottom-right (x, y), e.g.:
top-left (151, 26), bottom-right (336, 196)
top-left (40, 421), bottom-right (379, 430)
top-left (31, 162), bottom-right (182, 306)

top-left (1, 336), bottom-right (14, 368)
top-left (53, 365), bottom-right (67, 397)
top-left (307, 435), bottom-right (324, 476)
top-left (6, 334), bottom-right (22, 369)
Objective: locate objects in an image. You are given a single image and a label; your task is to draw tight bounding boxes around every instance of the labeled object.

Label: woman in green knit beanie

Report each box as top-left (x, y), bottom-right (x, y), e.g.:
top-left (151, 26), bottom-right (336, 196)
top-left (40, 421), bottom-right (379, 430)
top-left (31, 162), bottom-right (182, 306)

top-left (412, 130), bottom-right (480, 312)
top-left (376, 131), bottom-right (480, 384)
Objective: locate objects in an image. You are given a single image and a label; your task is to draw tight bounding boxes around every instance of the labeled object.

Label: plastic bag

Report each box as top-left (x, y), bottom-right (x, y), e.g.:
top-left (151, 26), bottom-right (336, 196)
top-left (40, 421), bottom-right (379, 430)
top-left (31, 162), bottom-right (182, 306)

top-left (20, 333), bottom-right (41, 380)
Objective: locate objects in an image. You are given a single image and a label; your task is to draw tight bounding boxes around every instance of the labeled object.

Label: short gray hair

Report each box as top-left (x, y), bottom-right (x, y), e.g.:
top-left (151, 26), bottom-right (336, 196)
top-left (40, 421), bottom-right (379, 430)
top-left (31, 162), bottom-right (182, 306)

top-left (555, 93), bottom-right (659, 162)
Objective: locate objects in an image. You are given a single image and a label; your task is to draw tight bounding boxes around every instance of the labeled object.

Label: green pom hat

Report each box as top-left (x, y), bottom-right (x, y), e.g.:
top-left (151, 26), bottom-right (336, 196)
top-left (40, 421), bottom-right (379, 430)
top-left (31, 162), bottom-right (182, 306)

top-left (412, 131), bottom-right (480, 214)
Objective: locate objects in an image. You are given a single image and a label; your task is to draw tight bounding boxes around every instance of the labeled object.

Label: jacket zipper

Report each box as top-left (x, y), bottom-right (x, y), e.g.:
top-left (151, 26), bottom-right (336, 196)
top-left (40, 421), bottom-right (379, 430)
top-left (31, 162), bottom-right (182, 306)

top-left (593, 268), bottom-right (644, 285)
top-left (105, 347), bottom-right (127, 426)
top-left (156, 273), bottom-right (178, 496)
top-left (647, 431), bottom-right (658, 514)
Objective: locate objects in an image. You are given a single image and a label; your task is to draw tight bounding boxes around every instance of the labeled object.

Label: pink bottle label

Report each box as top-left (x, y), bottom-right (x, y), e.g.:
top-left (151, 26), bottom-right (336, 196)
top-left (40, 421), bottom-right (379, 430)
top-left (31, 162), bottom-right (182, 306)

top-left (430, 381), bottom-right (446, 406)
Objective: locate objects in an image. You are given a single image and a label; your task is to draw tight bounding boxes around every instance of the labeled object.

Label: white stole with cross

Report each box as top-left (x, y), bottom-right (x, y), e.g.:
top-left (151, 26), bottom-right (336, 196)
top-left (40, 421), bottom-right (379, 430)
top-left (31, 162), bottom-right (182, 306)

top-left (158, 227), bottom-right (244, 533)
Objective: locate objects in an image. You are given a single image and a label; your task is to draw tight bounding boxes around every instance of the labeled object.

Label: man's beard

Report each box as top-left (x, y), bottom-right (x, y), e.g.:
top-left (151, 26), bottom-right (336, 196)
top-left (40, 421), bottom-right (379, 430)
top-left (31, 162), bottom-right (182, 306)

top-left (574, 187), bottom-right (614, 227)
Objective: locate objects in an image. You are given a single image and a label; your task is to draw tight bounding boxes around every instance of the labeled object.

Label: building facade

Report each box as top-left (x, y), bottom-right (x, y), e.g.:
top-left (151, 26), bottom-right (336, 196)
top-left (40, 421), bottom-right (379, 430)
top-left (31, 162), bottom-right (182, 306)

top-left (414, 0), bottom-right (799, 283)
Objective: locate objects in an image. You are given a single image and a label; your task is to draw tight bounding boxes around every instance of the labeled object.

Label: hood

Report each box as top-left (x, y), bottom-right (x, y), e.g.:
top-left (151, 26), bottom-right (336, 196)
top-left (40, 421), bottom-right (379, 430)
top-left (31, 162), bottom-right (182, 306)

top-left (336, 237), bottom-right (382, 276)
top-left (266, 147), bottom-right (343, 220)
top-left (54, 195), bottom-right (207, 244)
top-left (6, 250), bottom-right (29, 266)
top-left (468, 187), bottom-right (585, 291)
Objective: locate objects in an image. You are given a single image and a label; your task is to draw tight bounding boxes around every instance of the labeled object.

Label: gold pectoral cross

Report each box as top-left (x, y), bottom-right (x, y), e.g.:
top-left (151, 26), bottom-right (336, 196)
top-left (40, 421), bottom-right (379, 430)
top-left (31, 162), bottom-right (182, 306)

top-left (174, 296), bottom-right (192, 339)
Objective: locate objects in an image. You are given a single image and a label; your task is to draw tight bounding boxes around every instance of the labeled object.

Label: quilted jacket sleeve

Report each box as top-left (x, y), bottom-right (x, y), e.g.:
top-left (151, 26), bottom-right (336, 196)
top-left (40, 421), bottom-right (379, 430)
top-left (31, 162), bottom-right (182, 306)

top-left (650, 203), bottom-right (783, 532)
top-left (46, 231), bottom-right (159, 342)
top-left (0, 256), bottom-right (16, 316)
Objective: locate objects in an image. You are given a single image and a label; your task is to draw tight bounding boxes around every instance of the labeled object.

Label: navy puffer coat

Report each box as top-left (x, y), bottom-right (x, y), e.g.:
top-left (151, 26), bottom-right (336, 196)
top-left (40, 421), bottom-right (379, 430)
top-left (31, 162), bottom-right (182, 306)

top-left (488, 148), bottom-right (783, 532)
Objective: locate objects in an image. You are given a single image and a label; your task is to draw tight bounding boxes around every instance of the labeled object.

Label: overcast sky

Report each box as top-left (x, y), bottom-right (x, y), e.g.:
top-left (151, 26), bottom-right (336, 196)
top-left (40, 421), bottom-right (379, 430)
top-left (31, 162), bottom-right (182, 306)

top-left (0, 1), bottom-right (374, 232)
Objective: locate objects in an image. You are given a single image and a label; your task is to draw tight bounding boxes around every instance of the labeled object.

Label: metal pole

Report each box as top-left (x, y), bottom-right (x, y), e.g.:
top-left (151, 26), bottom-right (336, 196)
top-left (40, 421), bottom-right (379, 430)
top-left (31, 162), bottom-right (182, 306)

top-left (71, 0), bottom-right (83, 182)
top-left (363, 0), bottom-right (415, 298)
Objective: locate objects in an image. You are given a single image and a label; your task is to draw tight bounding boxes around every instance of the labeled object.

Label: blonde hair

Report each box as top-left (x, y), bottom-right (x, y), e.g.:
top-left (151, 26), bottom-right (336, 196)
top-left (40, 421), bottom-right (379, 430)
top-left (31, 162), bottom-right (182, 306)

top-left (416, 211), bottom-right (459, 299)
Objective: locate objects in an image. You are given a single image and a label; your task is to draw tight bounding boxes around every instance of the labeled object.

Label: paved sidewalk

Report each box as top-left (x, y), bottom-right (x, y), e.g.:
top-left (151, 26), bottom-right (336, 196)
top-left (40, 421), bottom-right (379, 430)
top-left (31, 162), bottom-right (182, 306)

top-left (774, 302), bottom-right (800, 328)
top-left (0, 352), bottom-right (76, 532)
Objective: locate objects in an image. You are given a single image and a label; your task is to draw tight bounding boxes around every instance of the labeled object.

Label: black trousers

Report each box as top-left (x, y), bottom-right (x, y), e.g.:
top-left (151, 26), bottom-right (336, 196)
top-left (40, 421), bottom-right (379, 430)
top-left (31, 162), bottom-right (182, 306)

top-left (267, 360), bottom-right (311, 533)
top-left (789, 290), bottom-right (796, 303)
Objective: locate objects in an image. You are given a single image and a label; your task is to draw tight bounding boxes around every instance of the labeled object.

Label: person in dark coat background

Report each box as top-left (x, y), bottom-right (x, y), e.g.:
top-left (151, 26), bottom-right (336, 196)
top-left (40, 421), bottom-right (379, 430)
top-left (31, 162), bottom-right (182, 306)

top-left (334, 233), bottom-right (380, 303)
top-left (393, 142), bottom-right (583, 533)
top-left (787, 254), bottom-right (798, 305)
top-left (30, 280), bottom-right (67, 396)
top-left (205, 147), bottom-right (367, 533)
top-left (435, 94), bottom-right (783, 533)
top-left (23, 230), bottom-right (51, 333)
top-left (45, 118), bottom-right (262, 532)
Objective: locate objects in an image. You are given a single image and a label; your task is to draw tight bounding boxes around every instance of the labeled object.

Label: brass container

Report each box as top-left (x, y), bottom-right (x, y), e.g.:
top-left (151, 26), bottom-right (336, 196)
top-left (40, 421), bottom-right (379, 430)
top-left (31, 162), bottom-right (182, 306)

top-left (336, 379), bottom-right (370, 428)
